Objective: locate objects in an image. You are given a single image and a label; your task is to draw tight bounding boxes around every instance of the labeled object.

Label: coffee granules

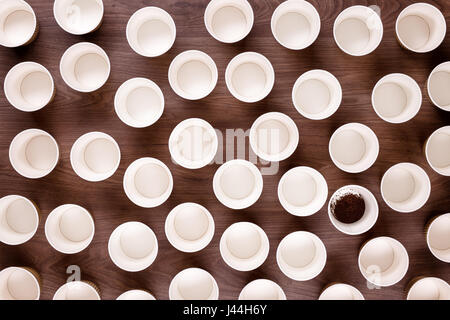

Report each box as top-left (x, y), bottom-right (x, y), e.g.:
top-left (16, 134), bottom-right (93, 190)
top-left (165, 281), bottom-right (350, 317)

top-left (330, 188), bottom-right (365, 224)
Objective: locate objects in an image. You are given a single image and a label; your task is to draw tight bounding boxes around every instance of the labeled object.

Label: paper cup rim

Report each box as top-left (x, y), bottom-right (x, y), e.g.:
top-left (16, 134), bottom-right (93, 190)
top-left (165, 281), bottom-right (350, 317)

top-left (238, 279), bottom-right (287, 300)
top-left (116, 289), bottom-right (156, 300)
top-left (427, 61), bottom-right (450, 111)
top-left (53, 0), bottom-right (104, 35)
top-left (0, 0), bottom-right (37, 48)
top-left (406, 277), bottom-right (450, 300)
top-left (318, 283), bottom-right (365, 300)
top-left (53, 281), bottom-right (100, 300)
top-left (0, 267), bottom-right (40, 300)
top-left (426, 213), bottom-right (450, 263)
top-left (168, 267), bottom-right (219, 300)
top-left (425, 126), bottom-right (450, 176)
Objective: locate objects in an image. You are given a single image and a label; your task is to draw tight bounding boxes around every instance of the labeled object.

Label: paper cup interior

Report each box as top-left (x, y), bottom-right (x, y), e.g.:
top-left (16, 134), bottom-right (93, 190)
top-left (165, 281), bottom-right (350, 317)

top-left (126, 6), bottom-right (176, 57)
top-left (334, 5), bottom-right (383, 56)
top-left (114, 78), bottom-right (164, 128)
top-left (372, 73), bottom-right (422, 123)
top-left (426, 126), bottom-right (450, 176)
top-left (396, 3), bottom-right (446, 53)
top-left (213, 159), bottom-right (263, 210)
top-left (169, 118), bottom-right (218, 169)
top-left (204, 0), bottom-right (253, 43)
top-left (60, 42), bottom-right (110, 92)
top-left (239, 279), bottom-right (286, 300)
top-left (9, 129), bottom-right (59, 179)
top-left (169, 268), bottom-right (219, 300)
top-left (381, 163), bottom-right (431, 213)
top-left (123, 157), bottom-right (173, 208)
top-left (45, 204), bottom-right (94, 254)
top-left (165, 203), bottom-right (215, 253)
top-left (70, 132), bottom-right (120, 182)
top-left (225, 52), bottom-right (275, 103)
top-left (276, 231), bottom-right (327, 281)
top-left (54, 0), bottom-right (103, 35)
top-left (271, 0), bottom-right (320, 50)
top-left (427, 213), bottom-right (450, 263)
top-left (0, 0), bottom-right (36, 47)
top-left (117, 289), bottom-right (156, 300)
top-left (220, 222), bottom-right (269, 271)
top-left (407, 277), bottom-right (450, 300)
top-left (428, 62), bottom-right (450, 111)
top-left (0, 267), bottom-right (40, 300)
top-left (319, 283), bottom-right (364, 300)
top-left (53, 281), bottom-right (100, 300)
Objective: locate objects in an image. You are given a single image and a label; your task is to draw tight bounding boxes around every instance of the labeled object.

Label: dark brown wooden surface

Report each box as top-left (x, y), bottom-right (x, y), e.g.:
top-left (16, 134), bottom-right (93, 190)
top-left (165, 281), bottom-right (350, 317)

top-left (0, 0), bottom-right (449, 300)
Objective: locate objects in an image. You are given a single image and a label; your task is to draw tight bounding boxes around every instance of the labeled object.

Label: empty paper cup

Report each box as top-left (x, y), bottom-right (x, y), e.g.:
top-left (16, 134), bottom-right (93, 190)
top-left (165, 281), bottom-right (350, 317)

top-left (213, 159), bottom-right (263, 210)
top-left (276, 231), bottom-right (326, 281)
top-left (271, 0), bottom-right (320, 50)
top-left (114, 78), bottom-right (164, 128)
top-left (4, 62), bottom-right (54, 112)
top-left (428, 62), bottom-right (450, 111)
top-left (9, 129), bottom-right (59, 179)
top-left (371, 73), bottom-right (422, 123)
top-left (239, 279), bottom-right (286, 300)
top-left (53, 0), bottom-right (103, 35)
top-left (117, 290), bottom-right (156, 300)
top-left (60, 42), bottom-right (110, 92)
top-left (407, 277), bottom-right (450, 300)
top-left (169, 118), bottom-right (218, 169)
top-left (53, 281), bottom-right (100, 300)
top-left (318, 283), bottom-right (364, 300)
top-left (45, 204), bottom-right (95, 254)
top-left (249, 112), bottom-right (299, 162)
top-left (168, 50), bottom-right (218, 100)
top-left (329, 123), bottom-right (379, 173)
top-left (426, 213), bottom-right (450, 263)
top-left (108, 222), bottom-right (158, 272)
top-left (358, 237), bottom-right (409, 287)
top-left (225, 52), bottom-right (275, 103)
top-left (328, 185), bottom-right (378, 235)
top-left (220, 222), bottom-right (269, 271)
top-left (396, 3), bottom-right (446, 53)
top-left (123, 157), bottom-right (173, 208)
top-left (333, 5), bottom-right (383, 56)
top-left (165, 203), bottom-right (215, 253)
top-left (425, 126), bottom-right (450, 176)
top-left (0, 267), bottom-right (40, 300)
top-left (381, 163), bottom-right (431, 213)
top-left (204, 0), bottom-right (253, 43)
top-left (70, 132), bottom-right (120, 182)
top-left (0, 195), bottom-right (39, 245)
top-left (292, 69), bottom-right (342, 120)
top-left (278, 166), bottom-right (328, 217)
top-left (169, 268), bottom-right (219, 300)
top-left (0, 0), bottom-right (37, 47)
top-left (127, 6), bottom-right (175, 57)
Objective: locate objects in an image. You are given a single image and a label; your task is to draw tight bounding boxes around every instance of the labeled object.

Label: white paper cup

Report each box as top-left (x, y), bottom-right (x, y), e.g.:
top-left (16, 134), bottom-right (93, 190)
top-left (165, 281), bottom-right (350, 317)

top-left (225, 52), bottom-right (275, 103)
top-left (371, 73), bottom-right (422, 123)
top-left (358, 236), bottom-right (409, 287)
top-left (0, 195), bottom-right (39, 245)
top-left (4, 62), bottom-right (54, 112)
top-left (278, 166), bottom-right (328, 217)
top-left (213, 159), bottom-right (263, 210)
top-left (407, 277), bottom-right (450, 300)
top-left (9, 129), bottom-right (59, 179)
top-left (108, 222), bottom-right (158, 272)
top-left (318, 283), bottom-right (364, 300)
top-left (169, 118), bottom-right (218, 169)
top-left (396, 3), bottom-right (446, 53)
top-left (426, 213), bottom-right (450, 263)
top-left (329, 123), bottom-right (379, 173)
top-left (168, 50), bottom-right (218, 100)
top-left (220, 222), bottom-right (269, 271)
top-left (53, 281), bottom-right (100, 300)
top-left (60, 42), bottom-right (110, 92)
top-left (117, 290), bottom-right (156, 300)
top-left (53, 0), bottom-right (103, 35)
top-left (123, 157), bottom-right (173, 208)
top-left (427, 62), bottom-right (450, 111)
top-left (204, 0), bottom-right (253, 43)
top-left (169, 268), bottom-right (219, 300)
top-left (276, 231), bottom-right (326, 281)
top-left (45, 204), bottom-right (95, 254)
top-left (0, 267), bottom-right (40, 300)
top-left (126, 6), bottom-right (176, 57)
top-left (292, 69), bottom-right (342, 120)
top-left (333, 5), bottom-right (383, 56)
top-left (165, 203), bottom-right (215, 253)
top-left (70, 132), bottom-right (121, 182)
top-left (114, 78), bottom-right (164, 128)
top-left (271, 0), bottom-right (320, 50)
top-left (381, 163), bottom-right (431, 213)
top-left (249, 112), bottom-right (299, 162)
top-left (239, 279), bottom-right (286, 300)
top-left (425, 126), bottom-right (450, 176)
top-left (328, 185), bottom-right (378, 235)
top-left (0, 0), bottom-right (37, 47)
